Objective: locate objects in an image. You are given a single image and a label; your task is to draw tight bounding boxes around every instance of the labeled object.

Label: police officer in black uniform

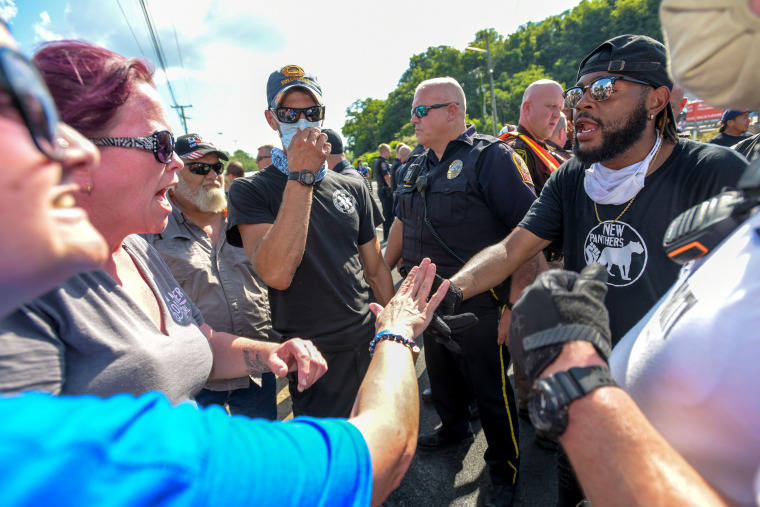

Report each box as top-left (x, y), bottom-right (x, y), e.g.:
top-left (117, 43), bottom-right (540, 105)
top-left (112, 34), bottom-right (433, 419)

top-left (385, 77), bottom-right (538, 507)
top-left (374, 143), bottom-right (394, 240)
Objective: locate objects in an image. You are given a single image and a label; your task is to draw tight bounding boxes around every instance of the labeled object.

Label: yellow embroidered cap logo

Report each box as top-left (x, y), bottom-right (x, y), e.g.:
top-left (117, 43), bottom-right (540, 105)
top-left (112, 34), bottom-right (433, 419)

top-left (281, 65), bottom-right (305, 78)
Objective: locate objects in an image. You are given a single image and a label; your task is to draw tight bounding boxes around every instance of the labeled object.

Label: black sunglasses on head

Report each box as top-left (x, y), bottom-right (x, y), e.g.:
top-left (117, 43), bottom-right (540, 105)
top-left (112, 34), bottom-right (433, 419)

top-left (563, 76), bottom-right (655, 109)
top-left (0, 46), bottom-right (66, 160)
top-left (89, 130), bottom-right (175, 164)
top-left (270, 105), bottom-right (325, 124)
top-left (185, 161), bottom-right (225, 176)
top-left (411, 102), bottom-right (459, 119)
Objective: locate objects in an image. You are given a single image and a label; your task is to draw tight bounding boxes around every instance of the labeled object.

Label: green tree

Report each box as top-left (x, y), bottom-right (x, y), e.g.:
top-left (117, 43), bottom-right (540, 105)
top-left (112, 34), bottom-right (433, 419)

top-left (342, 0), bottom-right (664, 153)
top-left (224, 149), bottom-right (257, 172)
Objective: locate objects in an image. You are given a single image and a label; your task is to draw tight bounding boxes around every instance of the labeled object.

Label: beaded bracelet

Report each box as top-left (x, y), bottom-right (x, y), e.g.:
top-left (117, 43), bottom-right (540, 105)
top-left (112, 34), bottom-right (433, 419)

top-left (369, 329), bottom-right (420, 358)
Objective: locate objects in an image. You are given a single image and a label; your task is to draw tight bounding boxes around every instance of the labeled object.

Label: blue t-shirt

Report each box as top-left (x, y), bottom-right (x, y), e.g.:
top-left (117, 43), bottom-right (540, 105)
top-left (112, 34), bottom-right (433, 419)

top-left (0, 392), bottom-right (372, 506)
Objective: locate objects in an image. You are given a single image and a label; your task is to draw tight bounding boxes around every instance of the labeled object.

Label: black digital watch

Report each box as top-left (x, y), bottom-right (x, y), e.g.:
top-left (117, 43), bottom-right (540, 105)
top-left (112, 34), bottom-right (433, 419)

top-left (287, 170), bottom-right (316, 186)
top-left (528, 365), bottom-right (618, 440)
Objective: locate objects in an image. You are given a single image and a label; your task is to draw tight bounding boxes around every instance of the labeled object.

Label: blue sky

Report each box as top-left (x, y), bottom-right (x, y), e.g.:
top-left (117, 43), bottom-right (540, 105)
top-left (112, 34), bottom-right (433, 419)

top-left (7, 0), bottom-right (583, 155)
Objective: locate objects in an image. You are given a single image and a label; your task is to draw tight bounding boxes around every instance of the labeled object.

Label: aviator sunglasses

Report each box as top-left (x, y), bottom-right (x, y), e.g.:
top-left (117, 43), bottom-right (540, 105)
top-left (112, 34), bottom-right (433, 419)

top-left (185, 161), bottom-right (225, 176)
top-left (563, 76), bottom-right (655, 109)
top-left (90, 130), bottom-right (176, 164)
top-left (411, 102), bottom-right (459, 119)
top-left (270, 105), bottom-right (325, 124)
top-left (0, 47), bottom-right (66, 160)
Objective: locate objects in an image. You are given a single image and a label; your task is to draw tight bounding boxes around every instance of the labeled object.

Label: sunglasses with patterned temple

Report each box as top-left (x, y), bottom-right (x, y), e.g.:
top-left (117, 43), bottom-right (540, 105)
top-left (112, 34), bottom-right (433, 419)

top-left (185, 162), bottom-right (225, 176)
top-left (89, 130), bottom-right (175, 164)
top-left (0, 46), bottom-right (66, 160)
top-left (411, 102), bottom-right (459, 119)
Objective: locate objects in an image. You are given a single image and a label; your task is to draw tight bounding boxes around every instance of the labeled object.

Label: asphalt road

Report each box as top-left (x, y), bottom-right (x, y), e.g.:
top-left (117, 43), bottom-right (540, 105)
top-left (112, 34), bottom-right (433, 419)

top-left (274, 180), bottom-right (560, 506)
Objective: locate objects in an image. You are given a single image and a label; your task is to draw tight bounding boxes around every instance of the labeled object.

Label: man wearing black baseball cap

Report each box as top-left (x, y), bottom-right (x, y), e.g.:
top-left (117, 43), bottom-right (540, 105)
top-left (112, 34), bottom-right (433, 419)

top-left (426, 35), bottom-right (747, 505)
top-left (145, 133), bottom-right (276, 420)
top-left (226, 65), bottom-right (394, 419)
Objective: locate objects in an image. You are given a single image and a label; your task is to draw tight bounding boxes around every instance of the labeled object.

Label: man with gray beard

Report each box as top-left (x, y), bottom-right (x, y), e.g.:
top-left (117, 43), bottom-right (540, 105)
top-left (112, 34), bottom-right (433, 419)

top-left (144, 134), bottom-right (276, 419)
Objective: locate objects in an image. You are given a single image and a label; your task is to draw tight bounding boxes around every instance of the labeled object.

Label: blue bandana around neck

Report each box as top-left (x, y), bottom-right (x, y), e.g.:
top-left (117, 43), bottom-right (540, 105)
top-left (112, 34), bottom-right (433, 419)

top-left (271, 147), bottom-right (327, 182)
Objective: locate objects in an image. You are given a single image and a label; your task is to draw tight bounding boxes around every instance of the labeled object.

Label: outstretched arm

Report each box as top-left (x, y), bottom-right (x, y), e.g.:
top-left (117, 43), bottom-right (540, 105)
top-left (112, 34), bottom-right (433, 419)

top-left (451, 226), bottom-right (549, 301)
top-left (349, 258), bottom-right (447, 506)
top-left (544, 343), bottom-right (732, 507)
top-left (202, 323), bottom-right (327, 392)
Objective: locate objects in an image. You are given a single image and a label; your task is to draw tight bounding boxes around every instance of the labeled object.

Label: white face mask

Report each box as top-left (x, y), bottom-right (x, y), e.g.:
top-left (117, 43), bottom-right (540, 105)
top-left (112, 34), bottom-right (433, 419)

top-left (661, 0), bottom-right (760, 109)
top-left (279, 118), bottom-right (321, 151)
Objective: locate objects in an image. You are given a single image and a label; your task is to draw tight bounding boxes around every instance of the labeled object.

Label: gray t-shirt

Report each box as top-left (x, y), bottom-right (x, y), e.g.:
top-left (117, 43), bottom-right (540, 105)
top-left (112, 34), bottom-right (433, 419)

top-left (0, 235), bottom-right (213, 403)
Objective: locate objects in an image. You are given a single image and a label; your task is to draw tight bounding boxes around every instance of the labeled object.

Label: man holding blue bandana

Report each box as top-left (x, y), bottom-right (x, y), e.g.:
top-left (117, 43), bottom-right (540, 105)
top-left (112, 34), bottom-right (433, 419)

top-left (226, 64), bottom-right (393, 418)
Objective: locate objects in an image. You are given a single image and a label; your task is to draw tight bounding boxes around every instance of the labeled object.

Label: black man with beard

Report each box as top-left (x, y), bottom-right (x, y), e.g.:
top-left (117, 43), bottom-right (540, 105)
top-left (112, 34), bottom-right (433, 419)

top-left (445, 34), bottom-right (745, 345)
top-left (438, 34), bottom-right (746, 505)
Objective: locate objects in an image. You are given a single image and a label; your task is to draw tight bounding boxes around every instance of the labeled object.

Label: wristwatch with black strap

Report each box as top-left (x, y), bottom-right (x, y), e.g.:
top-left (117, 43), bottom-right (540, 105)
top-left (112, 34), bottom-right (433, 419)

top-left (528, 365), bottom-right (618, 440)
top-left (287, 170), bottom-right (316, 186)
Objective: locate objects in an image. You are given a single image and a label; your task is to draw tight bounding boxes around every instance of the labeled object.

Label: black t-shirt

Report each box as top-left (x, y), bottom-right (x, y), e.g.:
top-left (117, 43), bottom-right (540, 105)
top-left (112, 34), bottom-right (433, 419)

top-left (519, 138), bottom-right (747, 342)
top-left (226, 167), bottom-right (378, 351)
top-left (708, 131), bottom-right (752, 148)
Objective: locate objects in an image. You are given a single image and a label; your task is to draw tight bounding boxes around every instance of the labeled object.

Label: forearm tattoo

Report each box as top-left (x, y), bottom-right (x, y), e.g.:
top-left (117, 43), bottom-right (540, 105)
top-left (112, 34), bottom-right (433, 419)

top-left (243, 349), bottom-right (269, 374)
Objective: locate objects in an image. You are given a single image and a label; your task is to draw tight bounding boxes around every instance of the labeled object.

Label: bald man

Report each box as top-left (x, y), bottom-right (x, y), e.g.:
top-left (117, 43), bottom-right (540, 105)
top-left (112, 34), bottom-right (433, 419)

top-left (501, 79), bottom-right (566, 195)
top-left (386, 77), bottom-right (539, 506)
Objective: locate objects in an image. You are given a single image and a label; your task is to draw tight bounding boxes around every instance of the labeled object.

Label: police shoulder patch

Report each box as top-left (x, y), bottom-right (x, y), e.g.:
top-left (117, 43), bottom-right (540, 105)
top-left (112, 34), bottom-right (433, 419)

top-left (512, 152), bottom-right (534, 186)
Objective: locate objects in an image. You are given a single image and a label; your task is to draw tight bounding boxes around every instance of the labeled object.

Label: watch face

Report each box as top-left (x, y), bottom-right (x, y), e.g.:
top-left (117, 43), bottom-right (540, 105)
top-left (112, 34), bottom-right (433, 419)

top-left (301, 171), bottom-right (315, 185)
top-left (528, 380), bottom-right (568, 439)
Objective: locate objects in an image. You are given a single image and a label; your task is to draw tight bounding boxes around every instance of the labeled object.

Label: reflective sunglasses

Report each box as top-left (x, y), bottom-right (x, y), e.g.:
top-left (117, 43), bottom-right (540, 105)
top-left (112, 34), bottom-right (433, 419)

top-left (270, 105), bottom-right (325, 124)
top-left (411, 102), bottom-right (459, 119)
top-left (185, 161), bottom-right (225, 176)
top-left (0, 47), bottom-right (65, 160)
top-left (563, 76), bottom-right (655, 109)
top-left (89, 130), bottom-right (175, 164)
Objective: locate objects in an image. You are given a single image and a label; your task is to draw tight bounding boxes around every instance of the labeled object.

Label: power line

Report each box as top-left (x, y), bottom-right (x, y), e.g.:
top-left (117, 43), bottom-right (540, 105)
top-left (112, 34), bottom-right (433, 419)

top-left (115, 0), bottom-right (146, 58)
top-left (137, 0), bottom-right (184, 117)
top-left (172, 19), bottom-right (192, 101)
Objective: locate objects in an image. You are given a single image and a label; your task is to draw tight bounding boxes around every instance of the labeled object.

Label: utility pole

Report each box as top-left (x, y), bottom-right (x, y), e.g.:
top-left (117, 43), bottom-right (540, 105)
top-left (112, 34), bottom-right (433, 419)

top-left (485, 37), bottom-right (498, 136)
top-left (466, 39), bottom-right (498, 136)
top-left (172, 105), bottom-right (193, 135)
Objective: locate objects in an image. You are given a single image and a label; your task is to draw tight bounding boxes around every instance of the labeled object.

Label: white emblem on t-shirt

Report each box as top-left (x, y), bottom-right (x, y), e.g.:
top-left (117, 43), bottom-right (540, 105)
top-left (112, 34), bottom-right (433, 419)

top-left (332, 189), bottom-right (356, 214)
top-left (164, 287), bottom-right (192, 323)
top-left (584, 221), bottom-right (648, 287)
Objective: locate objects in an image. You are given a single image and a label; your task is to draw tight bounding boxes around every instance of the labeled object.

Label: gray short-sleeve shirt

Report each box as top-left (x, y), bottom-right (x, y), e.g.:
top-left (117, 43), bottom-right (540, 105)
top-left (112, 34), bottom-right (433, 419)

top-left (0, 235), bottom-right (213, 403)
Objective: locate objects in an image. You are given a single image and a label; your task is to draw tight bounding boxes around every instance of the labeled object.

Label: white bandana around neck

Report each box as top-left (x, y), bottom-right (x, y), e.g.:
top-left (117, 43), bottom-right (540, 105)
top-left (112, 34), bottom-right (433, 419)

top-left (584, 134), bottom-right (662, 205)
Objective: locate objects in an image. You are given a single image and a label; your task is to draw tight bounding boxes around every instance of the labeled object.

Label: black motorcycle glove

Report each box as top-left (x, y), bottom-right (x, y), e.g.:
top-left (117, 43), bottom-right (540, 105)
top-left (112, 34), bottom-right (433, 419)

top-left (508, 264), bottom-right (612, 385)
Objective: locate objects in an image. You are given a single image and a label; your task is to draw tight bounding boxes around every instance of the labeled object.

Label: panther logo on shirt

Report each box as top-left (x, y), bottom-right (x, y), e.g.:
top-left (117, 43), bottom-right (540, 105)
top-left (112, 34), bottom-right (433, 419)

top-left (584, 221), bottom-right (648, 287)
top-left (164, 287), bottom-right (193, 323)
top-left (332, 189), bottom-right (356, 214)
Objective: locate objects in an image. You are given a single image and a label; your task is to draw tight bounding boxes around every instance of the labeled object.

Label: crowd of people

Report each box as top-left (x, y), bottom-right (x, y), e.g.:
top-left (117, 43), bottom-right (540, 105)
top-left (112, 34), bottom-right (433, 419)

top-left (1, 0), bottom-right (759, 505)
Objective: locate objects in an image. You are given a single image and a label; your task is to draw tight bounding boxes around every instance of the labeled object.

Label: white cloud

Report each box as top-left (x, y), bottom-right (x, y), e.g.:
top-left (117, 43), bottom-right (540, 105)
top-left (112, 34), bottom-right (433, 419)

top-left (0, 0), bottom-right (17, 23)
top-left (33, 11), bottom-right (60, 42)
